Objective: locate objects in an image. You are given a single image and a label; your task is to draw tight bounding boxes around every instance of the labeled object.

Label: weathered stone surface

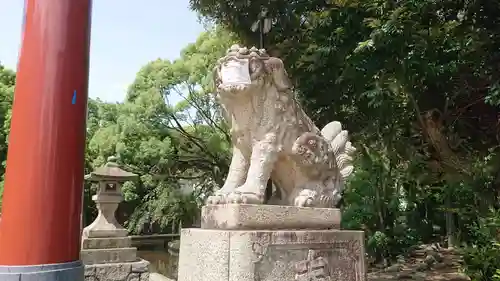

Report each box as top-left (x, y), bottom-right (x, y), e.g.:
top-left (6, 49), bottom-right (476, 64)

top-left (84, 260), bottom-right (149, 281)
top-left (202, 204), bottom-right (341, 230)
top-left (150, 272), bottom-right (175, 281)
top-left (128, 273), bottom-right (141, 281)
top-left (140, 272), bottom-right (150, 281)
top-left (81, 247), bottom-right (138, 264)
top-left (178, 228), bottom-right (366, 281)
top-left (95, 262), bottom-right (131, 280)
top-left (206, 45), bottom-right (356, 207)
top-left (131, 260), bottom-right (150, 273)
top-left (82, 236), bottom-right (132, 249)
top-left (178, 229), bottom-right (229, 281)
top-left (84, 265), bottom-right (96, 277)
top-left (177, 45), bottom-right (364, 281)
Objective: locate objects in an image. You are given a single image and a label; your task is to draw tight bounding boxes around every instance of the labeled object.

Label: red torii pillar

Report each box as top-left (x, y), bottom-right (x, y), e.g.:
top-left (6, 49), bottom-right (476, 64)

top-left (0, 0), bottom-right (92, 280)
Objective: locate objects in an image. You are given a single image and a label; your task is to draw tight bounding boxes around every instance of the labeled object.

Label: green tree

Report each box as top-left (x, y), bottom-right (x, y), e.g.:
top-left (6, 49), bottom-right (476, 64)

top-left (87, 27), bottom-right (236, 234)
top-left (0, 64), bottom-right (15, 206)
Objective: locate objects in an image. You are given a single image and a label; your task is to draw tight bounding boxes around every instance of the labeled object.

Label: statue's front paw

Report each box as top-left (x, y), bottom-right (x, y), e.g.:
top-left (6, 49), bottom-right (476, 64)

top-left (226, 191), bottom-right (264, 204)
top-left (206, 193), bottom-right (228, 205)
top-left (294, 189), bottom-right (317, 207)
top-left (294, 195), bottom-right (314, 207)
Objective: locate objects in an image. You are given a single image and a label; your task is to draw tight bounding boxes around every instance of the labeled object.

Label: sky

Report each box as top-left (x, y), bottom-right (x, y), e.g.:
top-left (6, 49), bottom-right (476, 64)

top-left (0, 1), bottom-right (205, 102)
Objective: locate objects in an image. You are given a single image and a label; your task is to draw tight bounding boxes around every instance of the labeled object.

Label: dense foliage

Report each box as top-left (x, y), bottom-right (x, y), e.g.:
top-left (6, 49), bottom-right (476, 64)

top-left (1, 0), bottom-right (500, 278)
top-left (188, 0), bottom-right (500, 279)
top-left (0, 65), bottom-right (14, 205)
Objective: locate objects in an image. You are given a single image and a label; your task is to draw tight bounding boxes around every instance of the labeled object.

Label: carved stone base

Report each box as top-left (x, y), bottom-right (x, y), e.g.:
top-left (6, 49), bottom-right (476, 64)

top-left (178, 228), bottom-right (367, 281)
top-left (202, 204), bottom-right (341, 230)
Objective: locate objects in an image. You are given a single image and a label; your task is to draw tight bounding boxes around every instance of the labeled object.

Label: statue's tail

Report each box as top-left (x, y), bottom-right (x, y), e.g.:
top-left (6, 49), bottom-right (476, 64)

top-left (321, 121), bottom-right (356, 181)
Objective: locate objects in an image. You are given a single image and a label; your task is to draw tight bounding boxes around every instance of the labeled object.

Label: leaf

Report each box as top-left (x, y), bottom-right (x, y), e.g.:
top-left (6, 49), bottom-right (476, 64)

top-left (353, 39), bottom-right (374, 53)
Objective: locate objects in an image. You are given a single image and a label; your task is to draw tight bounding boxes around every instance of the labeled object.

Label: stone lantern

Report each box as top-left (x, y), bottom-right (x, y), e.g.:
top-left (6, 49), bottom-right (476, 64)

top-left (82, 156), bottom-right (137, 239)
top-left (81, 156), bottom-right (150, 281)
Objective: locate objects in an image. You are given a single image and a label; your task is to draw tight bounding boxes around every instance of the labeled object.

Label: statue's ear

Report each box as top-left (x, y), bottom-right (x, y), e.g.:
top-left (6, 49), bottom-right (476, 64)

top-left (267, 57), bottom-right (292, 91)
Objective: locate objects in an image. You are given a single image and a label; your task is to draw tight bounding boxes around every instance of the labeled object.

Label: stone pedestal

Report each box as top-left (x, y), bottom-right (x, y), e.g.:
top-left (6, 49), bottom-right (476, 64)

top-left (178, 204), bottom-right (367, 281)
top-left (82, 235), bottom-right (150, 281)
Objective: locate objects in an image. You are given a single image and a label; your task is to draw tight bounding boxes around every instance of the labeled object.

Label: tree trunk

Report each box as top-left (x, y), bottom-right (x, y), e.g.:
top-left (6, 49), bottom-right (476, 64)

top-left (445, 195), bottom-right (457, 248)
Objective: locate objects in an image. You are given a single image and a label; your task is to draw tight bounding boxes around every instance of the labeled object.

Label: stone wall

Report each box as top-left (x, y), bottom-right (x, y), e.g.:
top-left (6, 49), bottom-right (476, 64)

top-left (84, 260), bottom-right (149, 281)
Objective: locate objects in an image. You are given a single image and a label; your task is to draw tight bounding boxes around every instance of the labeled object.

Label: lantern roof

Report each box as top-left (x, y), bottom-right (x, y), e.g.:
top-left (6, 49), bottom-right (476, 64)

top-left (85, 156), bottom-right (138, 182)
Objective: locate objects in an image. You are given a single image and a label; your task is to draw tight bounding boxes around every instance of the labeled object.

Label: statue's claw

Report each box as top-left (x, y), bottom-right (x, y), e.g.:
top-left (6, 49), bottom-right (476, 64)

top-left (293, 189), bottom-right (317, 207)
top-left (294, 195), bottom-right (314, 207)
top-left (206, 193), bottom-right (227, 205)
top-left (226, 191), bottom-right (264, 204)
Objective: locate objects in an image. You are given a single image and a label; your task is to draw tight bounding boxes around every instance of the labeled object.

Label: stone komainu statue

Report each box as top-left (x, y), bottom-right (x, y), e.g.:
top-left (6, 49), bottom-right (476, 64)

top-left (207, 45), bottom-right (356, 208)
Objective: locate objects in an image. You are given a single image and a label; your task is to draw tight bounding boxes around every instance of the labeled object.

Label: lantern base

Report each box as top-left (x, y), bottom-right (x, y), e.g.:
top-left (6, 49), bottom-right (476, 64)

top-left (0, 260), bottom-right (83, 281)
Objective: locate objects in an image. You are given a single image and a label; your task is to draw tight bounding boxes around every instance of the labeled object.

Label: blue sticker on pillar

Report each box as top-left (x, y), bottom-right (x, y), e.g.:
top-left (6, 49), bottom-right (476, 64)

top-left (72, 90), bottom-right (77, 104)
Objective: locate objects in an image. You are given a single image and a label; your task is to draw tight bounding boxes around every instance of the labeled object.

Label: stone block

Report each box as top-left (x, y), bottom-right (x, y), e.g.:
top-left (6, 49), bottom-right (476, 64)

top-left (84, 260), bottom-right (150, 281)
top-left (81, 247), bottom-right (138, 264)
top-left (82, 236), bottom-right (132, 249)
top-left (201, 204), bottom-right (341, 230)
top-left (85, 228), bottom-right (129, 238)
top-left (178, 228), bottom-right (366, 281)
